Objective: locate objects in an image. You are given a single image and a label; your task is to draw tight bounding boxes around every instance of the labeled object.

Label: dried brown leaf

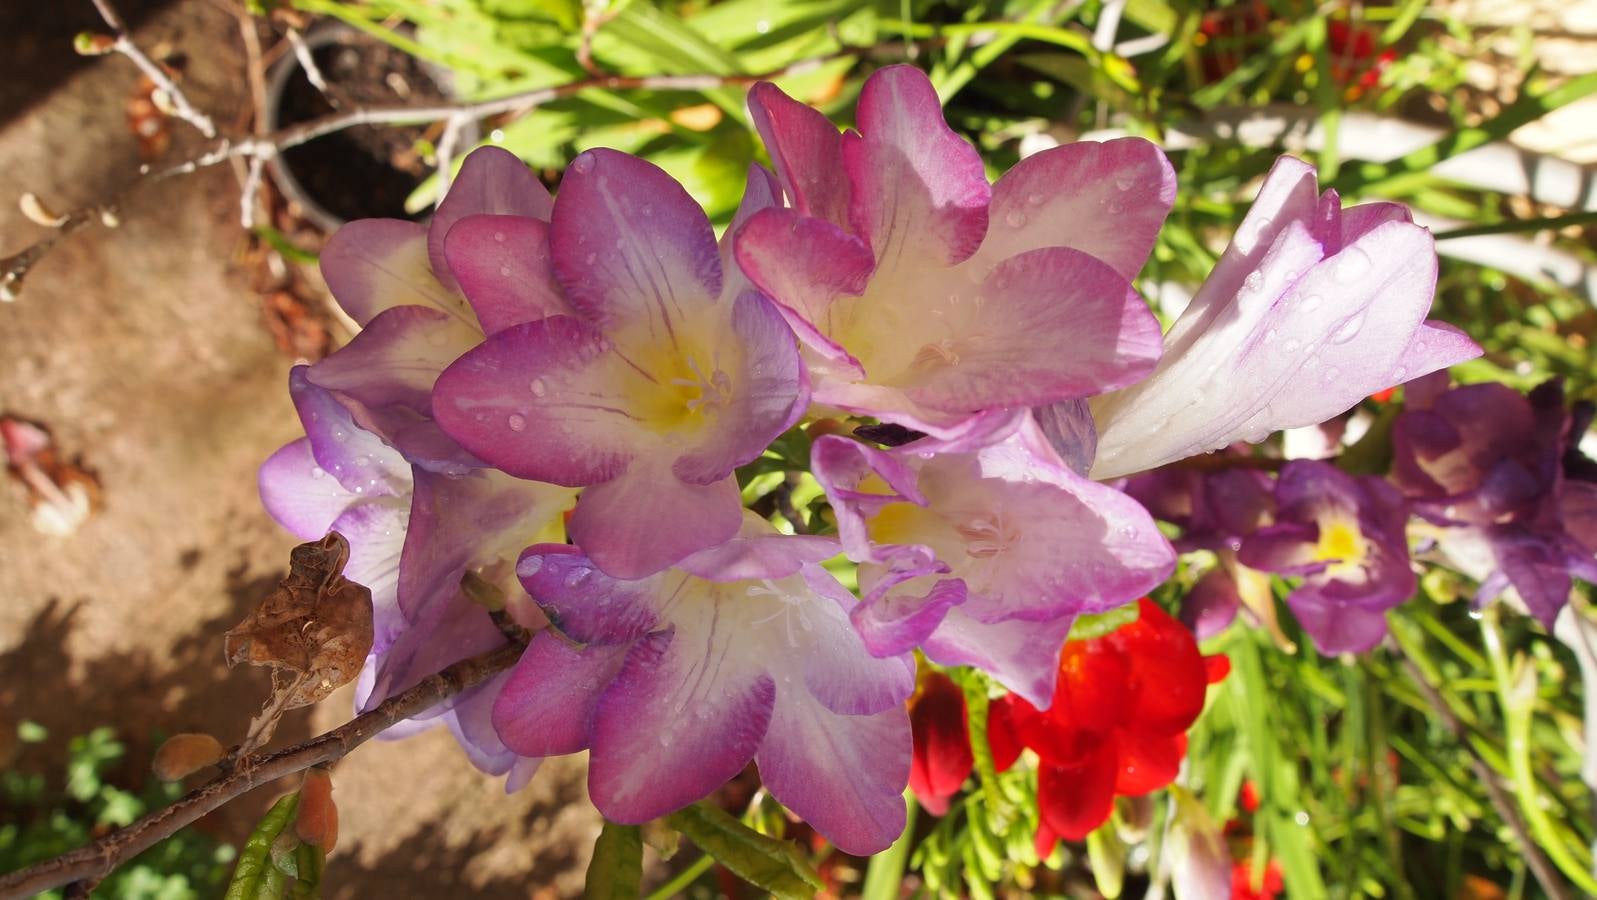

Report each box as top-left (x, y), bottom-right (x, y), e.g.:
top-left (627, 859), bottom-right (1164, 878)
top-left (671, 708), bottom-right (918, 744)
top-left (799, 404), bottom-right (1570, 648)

top-left (225, 533), bottom-right (373, 749)
top-left (152, 732), bottom-right (226, 781)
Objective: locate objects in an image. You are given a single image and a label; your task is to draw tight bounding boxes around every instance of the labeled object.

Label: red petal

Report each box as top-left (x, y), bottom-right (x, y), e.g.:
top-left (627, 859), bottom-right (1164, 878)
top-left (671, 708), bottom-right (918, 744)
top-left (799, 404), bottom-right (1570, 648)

top-left (1110, 598), bottom-right (1209, 735)
top-left (1203, 653), bottom-right (1231, 684)
top-left (1036, 743), bottom-right (1119, 841)
top-left (909, 672), bottom-right (974, 811)
top-left (987, 694), bottom-right (1026, 772)
top-left (1053, 639), bottom-right (1132, 731)
top-left (1114, 732), bottom-right (1185, 795)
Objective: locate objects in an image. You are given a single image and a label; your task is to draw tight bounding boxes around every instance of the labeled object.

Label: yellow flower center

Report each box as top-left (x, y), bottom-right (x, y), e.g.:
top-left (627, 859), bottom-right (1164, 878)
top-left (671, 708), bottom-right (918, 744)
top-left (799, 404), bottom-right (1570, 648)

top-left (1313, 516), bottom-right (1368, 579)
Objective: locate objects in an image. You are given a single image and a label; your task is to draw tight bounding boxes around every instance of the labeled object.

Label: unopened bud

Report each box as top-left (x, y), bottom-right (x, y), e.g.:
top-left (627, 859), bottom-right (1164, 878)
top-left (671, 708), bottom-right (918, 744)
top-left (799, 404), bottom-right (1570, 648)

top-left (74, 32), bottom-right (118, 56)
top-left (295, 767), bottom-right (339, 853)
top-left (152, 732), bottom-right (226, 781)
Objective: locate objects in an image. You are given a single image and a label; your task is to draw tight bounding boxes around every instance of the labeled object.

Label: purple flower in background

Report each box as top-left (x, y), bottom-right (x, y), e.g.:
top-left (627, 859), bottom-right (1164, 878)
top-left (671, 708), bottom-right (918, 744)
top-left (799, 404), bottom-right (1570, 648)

top-left (259, 367), bottom-right (554, 788)
top-left (812, 420), bottom-right (1174, 706)
top-left (434, 150), bottom-right (806, 579)
top-left (1239, 460), bottom-right (1415, 654)
top-left (492, 514), bottom-right (914, 855)
top-left (735, 65), bottom-right (1167, 446)
top-left (1393, 376), bottom-right (1597, 626)
top-left (1083, 156), bottom-right (1481, 480)
top-left (1124, 462), bottom-right (1285, 644)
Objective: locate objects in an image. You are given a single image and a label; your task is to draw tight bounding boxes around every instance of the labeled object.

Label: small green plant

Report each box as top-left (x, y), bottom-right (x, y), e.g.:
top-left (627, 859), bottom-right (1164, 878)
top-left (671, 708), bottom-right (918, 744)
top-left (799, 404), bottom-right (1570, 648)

top-left (0, 723), bottom-right (236, 899)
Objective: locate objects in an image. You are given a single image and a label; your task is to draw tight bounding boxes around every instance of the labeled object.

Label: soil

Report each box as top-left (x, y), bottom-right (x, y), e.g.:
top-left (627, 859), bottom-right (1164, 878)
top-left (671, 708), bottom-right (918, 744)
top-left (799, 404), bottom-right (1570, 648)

top-left (274, 26), bottom-right (449, 225)
top-left (0, 3), bottom-right (596, 897)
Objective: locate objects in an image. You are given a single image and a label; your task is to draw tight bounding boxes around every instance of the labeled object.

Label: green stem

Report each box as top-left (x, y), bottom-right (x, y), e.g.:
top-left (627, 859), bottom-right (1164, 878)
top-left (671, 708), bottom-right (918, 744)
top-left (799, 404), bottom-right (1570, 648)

top-left (643, 853), bottom-right (715, 900)
top-left (1480, 611), bottom-right (1597, 897)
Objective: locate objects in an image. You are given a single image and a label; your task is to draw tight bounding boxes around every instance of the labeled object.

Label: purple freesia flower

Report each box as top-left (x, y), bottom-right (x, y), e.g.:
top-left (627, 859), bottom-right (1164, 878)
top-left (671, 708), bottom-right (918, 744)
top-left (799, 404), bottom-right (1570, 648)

top-left (259, 367), bottom-right (551, 788)
top-left (1084, 156), bottom-right (1481, 479)
top-left (433, 149), bottom-right (807, 579)
top-left (811, 419), bottom-right (1174, 706)
top-left (1239, 460), bottom-right (1415, 654)
top-left (734, 65), bottom-right (1168, 446)
top-left (310, 146), bottom-right (562, 469)
top-left (1124, 462), bottom-right (1283, 643)
top-left (491, 513), bottom-right (914, 854)
top-left (1393, 376), bottom-right (1597, 626)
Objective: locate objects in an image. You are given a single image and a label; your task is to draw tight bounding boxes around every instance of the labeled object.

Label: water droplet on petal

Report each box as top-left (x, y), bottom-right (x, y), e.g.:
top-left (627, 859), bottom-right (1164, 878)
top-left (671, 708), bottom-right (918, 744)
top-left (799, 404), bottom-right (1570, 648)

top-left (1115, 174), bottom-right (1135, 191)
top-left (499, 265), bottom-right (511, 277)
top-left (530, 378), bottom-right (547, 397)
top-left (309, 468), bottom-right (326, 480)
top-left (1330, 313), bottom-right (1364, 344)
top-left (1106, 199), bottom-right (1124, 214)
top-left (507, 414), bottom-right (527, 432)
top-left (565, 567), bottom-right (591, 587)
top-left (1334, 247), bottom-right (1371, 283)
top-left (1300, 293), bottom-right (1323, 312)
top-left (492, 231), bottom-right (506, 243)
top-left (1392, 365), bottom-right (1407, 381)
top-left (571, 154), bottom-right (595, 174)
top-left (1282, 337), bottom-right (1302, 352)
top-left (1005, 209), bottom-right (1027, 228)
top-left (522, 556), bottom-right (543, 575)
top-left (584, 252), bottom-right (597, 265)
top-left (1242, 271), bottom-right (1264, 294)
top-left (1025, 192), bottom-right (1045, 207)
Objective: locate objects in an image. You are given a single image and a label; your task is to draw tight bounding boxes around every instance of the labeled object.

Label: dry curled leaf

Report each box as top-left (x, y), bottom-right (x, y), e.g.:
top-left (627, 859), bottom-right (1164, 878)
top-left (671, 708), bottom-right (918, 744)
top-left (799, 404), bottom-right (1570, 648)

top-left (225, 532), bottom-right (373, 750)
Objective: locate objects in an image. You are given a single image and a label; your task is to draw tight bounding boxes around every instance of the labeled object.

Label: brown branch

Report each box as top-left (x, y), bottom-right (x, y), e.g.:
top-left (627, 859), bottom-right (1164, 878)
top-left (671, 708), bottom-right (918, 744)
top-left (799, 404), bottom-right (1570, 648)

top-left (89, 0), bottom-right (218, 138)
top-left (0, 50), bottom-right (859, 301)
top-left (0, 641), bottom-right (525, 899)
top-left (1396, 654), bottom-right (1573, 900)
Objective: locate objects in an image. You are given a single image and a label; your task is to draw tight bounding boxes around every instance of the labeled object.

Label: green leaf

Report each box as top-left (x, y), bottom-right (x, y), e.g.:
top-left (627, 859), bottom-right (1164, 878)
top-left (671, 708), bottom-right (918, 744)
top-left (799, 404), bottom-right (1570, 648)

top-left (665, 803), bottom-right (821, 899)
top-left (584, 820), bottom-right (643, 900)
top-left (225, 794), bottom-right (299, 900)
top-left (224, 793), bottom-right (322, 900)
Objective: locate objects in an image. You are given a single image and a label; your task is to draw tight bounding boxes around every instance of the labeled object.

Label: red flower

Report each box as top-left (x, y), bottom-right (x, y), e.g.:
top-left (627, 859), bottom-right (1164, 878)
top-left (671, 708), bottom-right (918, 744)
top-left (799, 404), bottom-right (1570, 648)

top-left (1232, 859), bottom-right (1285, 900)
top-left (908, 670), bottom-right (974, 815)
top-left (988, 599), bottom-right (1226, 852)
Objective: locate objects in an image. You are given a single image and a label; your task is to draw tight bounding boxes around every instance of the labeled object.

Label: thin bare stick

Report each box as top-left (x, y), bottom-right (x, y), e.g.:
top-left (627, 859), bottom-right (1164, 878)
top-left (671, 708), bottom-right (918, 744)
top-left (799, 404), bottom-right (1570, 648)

top-left (0, 50), bottom-right (859, 301)
top-left (89, 0), bottom-right (217, 138)
top-left (0, 642), bottom-right (525, 900)
top-left (434, 113), bottom-right (470, 206)
top-left (239, 156), bottom-right (265, 228)
top-left (1397, 654), bottom-right (1573, 900)
top-left (286, 27), bottom-right (333, 100)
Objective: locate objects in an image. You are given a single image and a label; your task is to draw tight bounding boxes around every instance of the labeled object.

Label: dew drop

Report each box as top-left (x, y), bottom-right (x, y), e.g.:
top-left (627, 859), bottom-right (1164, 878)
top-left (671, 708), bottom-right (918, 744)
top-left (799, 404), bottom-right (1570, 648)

top-left (1025, 192), bottom-right (1045, 207)
top-left (492, 231), bottom-right (506, 243)
top-left (584, 252), bottom-right (597, 265)
top-left (310, 468), bottom-right (326, 480)
top-left (1005, 209), bottom-right (1026, 228)
top-left (565, 567), bottom-right (591, 587)
top-left (1282, 337), bottom-right (1302, 352)
top-left (1392, 365), bottom-right (1407, 381)
top-left (522, 556), bottom-right (543, 575)
top-left (507, 414), bottom-right (527, 432)
top-left (1330, 313), bottom-right (1364, 344)
top-left (1300, 293), bottom-right (1323, 312)
top-left (1106, 199), bottom-right (1124, 214)
top-left (571, 153), bottom-right (595, 174)
top-left (1264, 327), bottom-right (1278, 341)
top-left (1334, 246), bottom-right (1371, 282)
top-left (1323, 365), bottom-right (1341, 382)
top-left (530, 378), bottom-right (547, 397)
top-left (1115, 174), bottom-right (1135, 191)
top-left (1242, 271), bottom-right (1264, 294)
top-left (499, 265), bottom-right (511, 277)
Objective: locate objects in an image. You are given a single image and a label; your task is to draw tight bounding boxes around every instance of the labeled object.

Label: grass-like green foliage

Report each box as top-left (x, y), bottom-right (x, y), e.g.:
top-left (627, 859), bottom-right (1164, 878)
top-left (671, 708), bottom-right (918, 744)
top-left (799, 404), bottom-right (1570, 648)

top-left (0, 724), bottom-right (235, 900)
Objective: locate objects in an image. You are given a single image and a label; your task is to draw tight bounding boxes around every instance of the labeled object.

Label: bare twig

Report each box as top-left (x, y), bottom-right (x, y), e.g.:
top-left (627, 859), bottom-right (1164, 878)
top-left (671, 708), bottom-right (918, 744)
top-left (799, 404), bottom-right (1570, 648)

top-left (576, 1), bottom-right (615, 78)
top-left (0, 642), bottom-right (525, 899)
top-left (239, 156), bottom-right (266, 229)
top-left (88, 0), bottom-right (217, 138)
top-left (286, 27), bottom-right (333, 100)
top-left (1397, 654), bottom-right (1573, 900)
top-left (434, 113), bottom-right (470, 206)
top-left (0, 51), bottom-right (858, 301)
